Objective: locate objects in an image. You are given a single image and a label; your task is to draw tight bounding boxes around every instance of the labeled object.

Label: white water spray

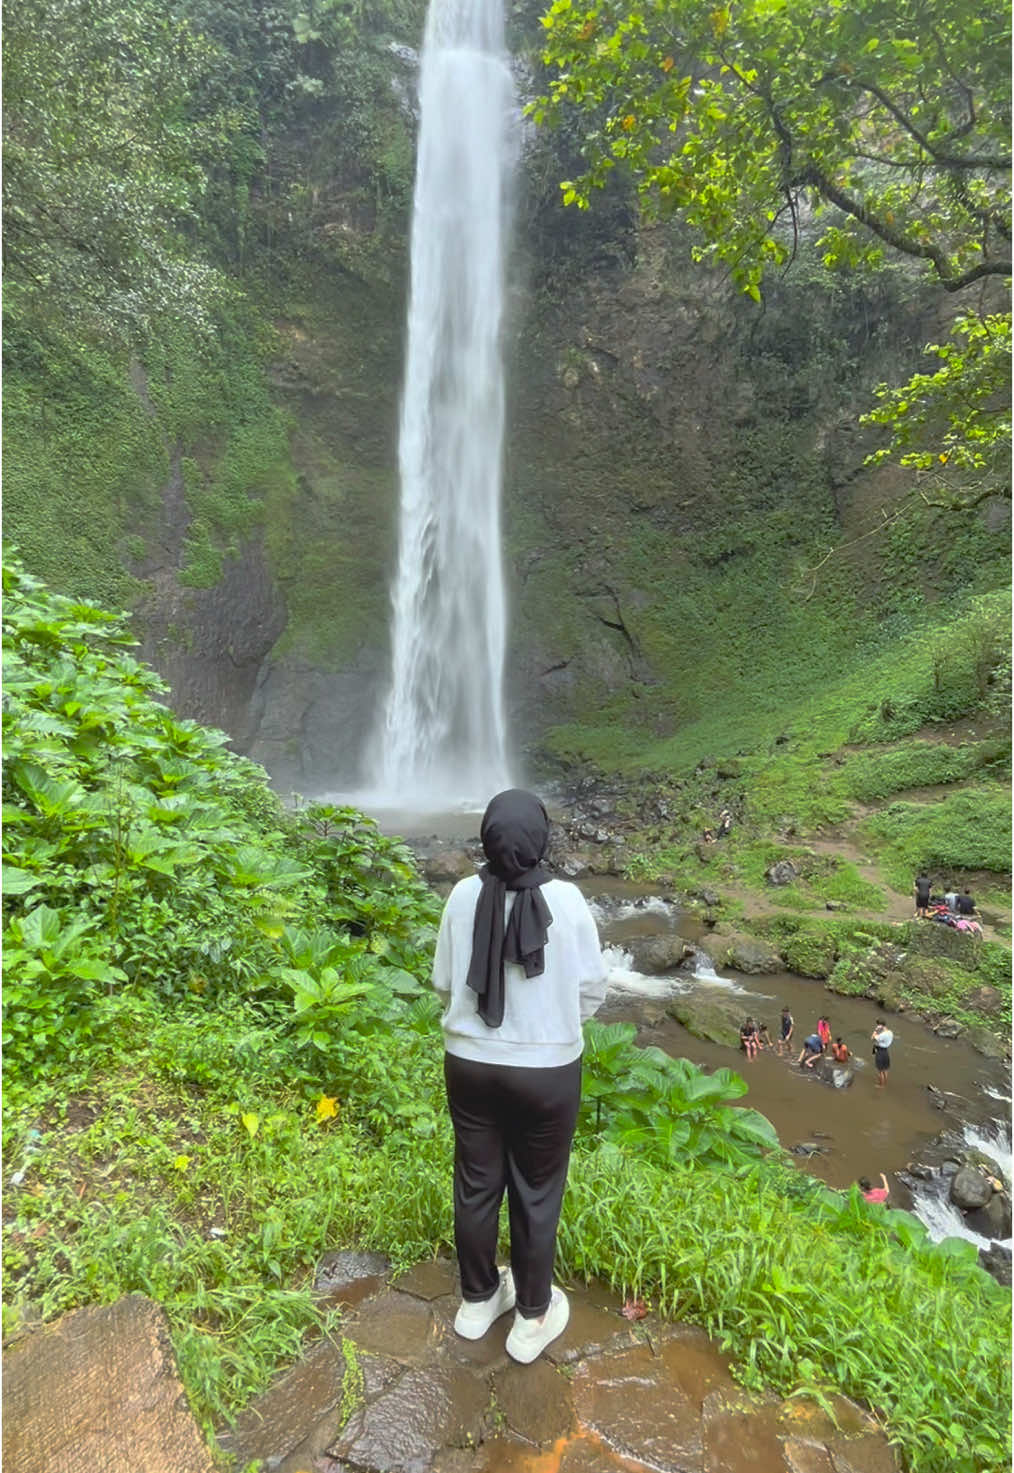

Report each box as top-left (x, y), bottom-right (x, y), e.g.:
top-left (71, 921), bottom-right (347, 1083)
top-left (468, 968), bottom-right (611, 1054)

top-left (371, 0), bottom-right (518, 807)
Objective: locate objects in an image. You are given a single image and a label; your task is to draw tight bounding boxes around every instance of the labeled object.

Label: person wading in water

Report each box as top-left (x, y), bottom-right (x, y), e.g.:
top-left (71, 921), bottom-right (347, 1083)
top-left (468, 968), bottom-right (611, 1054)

top-left (432, 789), bottom-right (608, 1363)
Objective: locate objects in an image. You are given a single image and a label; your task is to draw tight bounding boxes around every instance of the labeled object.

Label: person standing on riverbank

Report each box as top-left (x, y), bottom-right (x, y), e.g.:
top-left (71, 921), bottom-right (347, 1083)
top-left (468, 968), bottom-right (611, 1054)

top-left (872, 1020), bottom-right (894, 1088)
top-left (432, 789), bottom-right (608, 1364)
top-left (914, 873), bottom-right (931, 917)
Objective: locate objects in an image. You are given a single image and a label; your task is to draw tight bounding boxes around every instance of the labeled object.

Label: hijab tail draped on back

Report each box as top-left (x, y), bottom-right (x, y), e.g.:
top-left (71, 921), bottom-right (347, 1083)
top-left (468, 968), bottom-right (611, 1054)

top-left (466, 789), bottom-right (554, 1028)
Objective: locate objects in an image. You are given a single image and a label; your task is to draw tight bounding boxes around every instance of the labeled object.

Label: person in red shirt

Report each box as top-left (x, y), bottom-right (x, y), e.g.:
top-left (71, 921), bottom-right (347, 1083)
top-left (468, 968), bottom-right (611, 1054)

top-left (816, 1016), bottom-right (831, 1051)
top-left (831, 1037), bottom-right (850, 1063)
top-left (859, 1173), bottom-right (890, 1204)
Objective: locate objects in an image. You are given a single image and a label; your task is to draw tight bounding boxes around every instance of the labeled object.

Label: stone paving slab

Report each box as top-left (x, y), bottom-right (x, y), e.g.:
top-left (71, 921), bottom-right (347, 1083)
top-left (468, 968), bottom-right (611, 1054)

top-left (3, 1294), bottom-right (213, 1473)
top-left (213, 1257), bottom-right (902, 1473)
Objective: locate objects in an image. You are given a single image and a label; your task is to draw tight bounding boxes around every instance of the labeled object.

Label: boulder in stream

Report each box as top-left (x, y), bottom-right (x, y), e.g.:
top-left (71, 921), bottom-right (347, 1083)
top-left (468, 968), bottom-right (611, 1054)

top-left (627, 935), bottom-right (695, 974)
top-left (696, 931), bottom-right (782, 975)
top-left (966, 1192), bottom-right (1013, 1242)
top-left (950, 1167), bottom-right (994, 1211)
top-left (666, 994), bottom-right (745, 1050)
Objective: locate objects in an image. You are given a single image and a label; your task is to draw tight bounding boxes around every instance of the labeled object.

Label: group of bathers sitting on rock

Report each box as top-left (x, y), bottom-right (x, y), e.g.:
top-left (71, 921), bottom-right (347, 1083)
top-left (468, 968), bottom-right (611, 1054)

top-left (913, 874), bottom-right (982, 932)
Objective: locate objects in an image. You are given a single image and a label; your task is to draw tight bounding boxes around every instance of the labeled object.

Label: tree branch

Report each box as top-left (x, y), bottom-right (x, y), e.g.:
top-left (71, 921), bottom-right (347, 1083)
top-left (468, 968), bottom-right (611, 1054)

top-left (798, 162), bottom-right (1012, 289)
top-left (851, 76), bottom-right (1010, 170)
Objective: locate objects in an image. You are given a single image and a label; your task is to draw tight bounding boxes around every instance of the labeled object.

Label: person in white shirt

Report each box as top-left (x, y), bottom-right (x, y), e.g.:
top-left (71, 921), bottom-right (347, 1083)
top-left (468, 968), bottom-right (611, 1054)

top-left (432, 788), bottom-right (608, 1363)
top-left (871, 1020), bottom-right (894, 1088)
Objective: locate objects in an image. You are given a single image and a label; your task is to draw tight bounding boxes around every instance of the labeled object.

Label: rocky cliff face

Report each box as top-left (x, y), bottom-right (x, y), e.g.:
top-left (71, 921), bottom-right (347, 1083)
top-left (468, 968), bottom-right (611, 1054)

top-left (8, 68), bottom-right (999, 794)
top-left (160, 207), bottom-right (961, 792)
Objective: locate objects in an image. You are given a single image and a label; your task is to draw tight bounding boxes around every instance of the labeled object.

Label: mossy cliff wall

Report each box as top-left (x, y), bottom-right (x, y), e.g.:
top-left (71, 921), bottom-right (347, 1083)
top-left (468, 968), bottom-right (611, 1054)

top-left (4, 81), bottom-right (1008, 790)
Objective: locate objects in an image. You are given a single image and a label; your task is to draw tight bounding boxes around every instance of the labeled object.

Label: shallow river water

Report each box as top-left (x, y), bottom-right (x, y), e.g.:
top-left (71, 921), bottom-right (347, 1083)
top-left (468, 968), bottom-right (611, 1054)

top-left (357, 804), bottom-right (1011, 1244)
top-left (585, 886), bottom-right (1011, 1240)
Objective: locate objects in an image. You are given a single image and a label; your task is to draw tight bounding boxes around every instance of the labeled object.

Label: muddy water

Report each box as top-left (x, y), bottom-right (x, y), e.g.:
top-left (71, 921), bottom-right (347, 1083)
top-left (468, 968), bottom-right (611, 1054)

top-left (587, 890), bottom-right (1011, 1199)
top-left (355, 805), bottom-right (1010, 1211)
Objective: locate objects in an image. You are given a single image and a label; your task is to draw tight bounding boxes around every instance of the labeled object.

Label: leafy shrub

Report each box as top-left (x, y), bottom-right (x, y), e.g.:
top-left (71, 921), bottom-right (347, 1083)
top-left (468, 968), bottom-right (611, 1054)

top-left (1, 557), bottom-right (439, 1069)
top-left (580, 1020), bottom-right (780, 1167)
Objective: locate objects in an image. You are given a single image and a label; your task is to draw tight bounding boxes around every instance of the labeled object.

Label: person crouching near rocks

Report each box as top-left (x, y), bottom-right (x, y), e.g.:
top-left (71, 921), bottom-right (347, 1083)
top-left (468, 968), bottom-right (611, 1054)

top-left (432, 789), bottom-right (608, 1364)
top-left (797, 1033), bottom-right (823, 1069)
top-left (739, 1017), bottom-right (759, 1059)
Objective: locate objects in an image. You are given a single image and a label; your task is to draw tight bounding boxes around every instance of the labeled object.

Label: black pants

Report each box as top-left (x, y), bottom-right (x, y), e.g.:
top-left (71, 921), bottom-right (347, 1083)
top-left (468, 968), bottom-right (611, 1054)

top-left (443, 1052), bottom-right (582, 1319)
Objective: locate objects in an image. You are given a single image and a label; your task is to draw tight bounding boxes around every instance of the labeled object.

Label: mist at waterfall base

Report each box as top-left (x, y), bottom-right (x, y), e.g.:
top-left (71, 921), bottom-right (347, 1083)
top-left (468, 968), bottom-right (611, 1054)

top-left (360, 0), bottom-right (519, 813)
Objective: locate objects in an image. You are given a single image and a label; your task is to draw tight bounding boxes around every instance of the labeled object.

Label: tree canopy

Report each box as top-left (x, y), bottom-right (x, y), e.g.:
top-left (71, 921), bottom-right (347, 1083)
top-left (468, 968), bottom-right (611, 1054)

top-left (534, 0), bottom-right (1011, 500)
top-left (2, 0), bottom-right (238, 349)
top-left (534, 0), bottom-right (1010, 293)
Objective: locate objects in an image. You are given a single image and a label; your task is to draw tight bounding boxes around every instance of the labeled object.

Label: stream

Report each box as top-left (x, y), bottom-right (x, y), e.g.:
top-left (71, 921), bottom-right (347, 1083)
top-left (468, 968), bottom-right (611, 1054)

top-left (351, 801), bottom-right (1011, 1250)
top-left (583, 884), bottom-right (1011, 1244)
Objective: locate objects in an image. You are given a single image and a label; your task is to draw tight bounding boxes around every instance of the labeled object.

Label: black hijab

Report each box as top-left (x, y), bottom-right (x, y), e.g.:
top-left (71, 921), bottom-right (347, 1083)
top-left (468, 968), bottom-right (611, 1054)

top-left (466, 789), bottom-right (554, 1028)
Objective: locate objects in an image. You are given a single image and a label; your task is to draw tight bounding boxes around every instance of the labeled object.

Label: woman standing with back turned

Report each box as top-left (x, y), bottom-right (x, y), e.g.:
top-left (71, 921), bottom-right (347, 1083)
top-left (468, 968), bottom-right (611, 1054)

top-left (432, 789), bottom-right (608, 1363)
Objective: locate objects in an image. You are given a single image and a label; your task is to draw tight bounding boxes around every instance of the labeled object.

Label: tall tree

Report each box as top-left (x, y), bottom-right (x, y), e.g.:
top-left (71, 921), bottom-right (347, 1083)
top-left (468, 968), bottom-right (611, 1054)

top-left (3, 0), bottom-right (234, 350)
top-left (535, 0), bottom-right (1011, 503)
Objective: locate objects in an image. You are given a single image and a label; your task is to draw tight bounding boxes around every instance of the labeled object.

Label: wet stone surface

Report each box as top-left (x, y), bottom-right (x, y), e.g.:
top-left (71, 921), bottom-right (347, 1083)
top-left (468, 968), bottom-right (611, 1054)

top-left (314, 1249), bottom-right (392, 1308)
top-left (213, 1257), bottom-right (902, 1473)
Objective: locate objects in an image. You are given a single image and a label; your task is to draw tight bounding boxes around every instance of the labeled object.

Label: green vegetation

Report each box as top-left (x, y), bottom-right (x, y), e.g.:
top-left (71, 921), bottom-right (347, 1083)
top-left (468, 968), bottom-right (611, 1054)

top-left (535, 0), bottom-right (1011, 507)
top-left (3, 564), bottom-right (1010, 1473)
top-left (840, 738), bottom-right (1010, 803)
top-left (864, 788), bottom-right (1012, 886)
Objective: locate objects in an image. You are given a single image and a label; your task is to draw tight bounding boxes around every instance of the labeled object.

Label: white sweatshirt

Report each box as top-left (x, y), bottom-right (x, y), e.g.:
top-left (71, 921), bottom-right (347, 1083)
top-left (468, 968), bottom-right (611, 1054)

top-left (432, 874), bottom-right (609, 1067)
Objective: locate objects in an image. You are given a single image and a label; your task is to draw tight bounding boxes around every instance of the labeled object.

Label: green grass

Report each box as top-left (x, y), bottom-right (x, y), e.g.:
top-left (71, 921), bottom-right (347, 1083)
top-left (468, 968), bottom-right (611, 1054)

top-left (863, 787), bottom-right (1012, 887)
top-left (840, 738), bottom-right (1010, 803)
top-left (4, 996), bottom-right (1010, 1473)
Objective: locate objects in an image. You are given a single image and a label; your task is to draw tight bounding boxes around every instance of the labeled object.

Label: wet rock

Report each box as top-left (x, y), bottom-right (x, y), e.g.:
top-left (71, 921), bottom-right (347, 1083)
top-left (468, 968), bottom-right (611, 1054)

top-left (725, 937), bottom-right (783, 974)
top-left (782, 1441), bottom-right (836, 1472)
top-left (666, 994), bottom-right (744, 1049)
top-left (493, 1358), bottom-right (575, 1444)
top-left (542, 1289), bottom-right (639, 1365)
top-left (3, 1294), bottom-right (213, 1473)
top-left (314, 1248), bottom-right (391, 1305)
top-left (807, 1055), bottom-right (854, 1090)
top-left (766, 860), bottom-right (798, 887)
top-left (950, 1167), bottom-right (993, 1210)
top-left (966, 1192), bottom-right (1012, 1241)
top-left (790, 1142), bottom-right (828, 1157)
top-left (327, 1363), bottom-right (489, 1473)
top-left (394, 1259), bottom-right (458, 1301)
top-left (701, 1387), bottom-right (786, 1471)
top-left (978, 1243), bottom-right (1013, 1286)
top-left (627, 935), bottom-right (695, 974)
top-left (215, 1337), bottom-right (350, 1468)
top-left (572, 1341), bottom-right (712, 1471)
top-left (697, 931), bottom-right (782, 975)
top-left (963, 1024), bottom-right (1009, 1060)
top-left (345, 1289), bottom-right (440, 1364)
top-left (933, 1018), bottom-right (964, 1039)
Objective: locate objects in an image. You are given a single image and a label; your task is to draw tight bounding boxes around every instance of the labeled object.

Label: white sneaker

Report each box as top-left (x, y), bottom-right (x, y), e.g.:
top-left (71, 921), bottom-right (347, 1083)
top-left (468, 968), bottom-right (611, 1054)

top-left (505, 1287), bottom-right (570, 1364)
top-left (453, 1268), bottom-right (516, 1340)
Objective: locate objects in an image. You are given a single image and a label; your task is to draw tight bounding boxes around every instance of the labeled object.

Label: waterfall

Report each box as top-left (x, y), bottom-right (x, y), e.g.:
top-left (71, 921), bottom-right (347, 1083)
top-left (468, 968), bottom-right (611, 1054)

top-left (371, 0), bottom-right (517, 807)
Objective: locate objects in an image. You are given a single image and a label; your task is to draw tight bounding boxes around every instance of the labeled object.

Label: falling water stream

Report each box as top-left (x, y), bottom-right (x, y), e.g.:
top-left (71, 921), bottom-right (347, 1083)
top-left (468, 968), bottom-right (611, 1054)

top-left (371, 0), bottom-right (517, 808)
